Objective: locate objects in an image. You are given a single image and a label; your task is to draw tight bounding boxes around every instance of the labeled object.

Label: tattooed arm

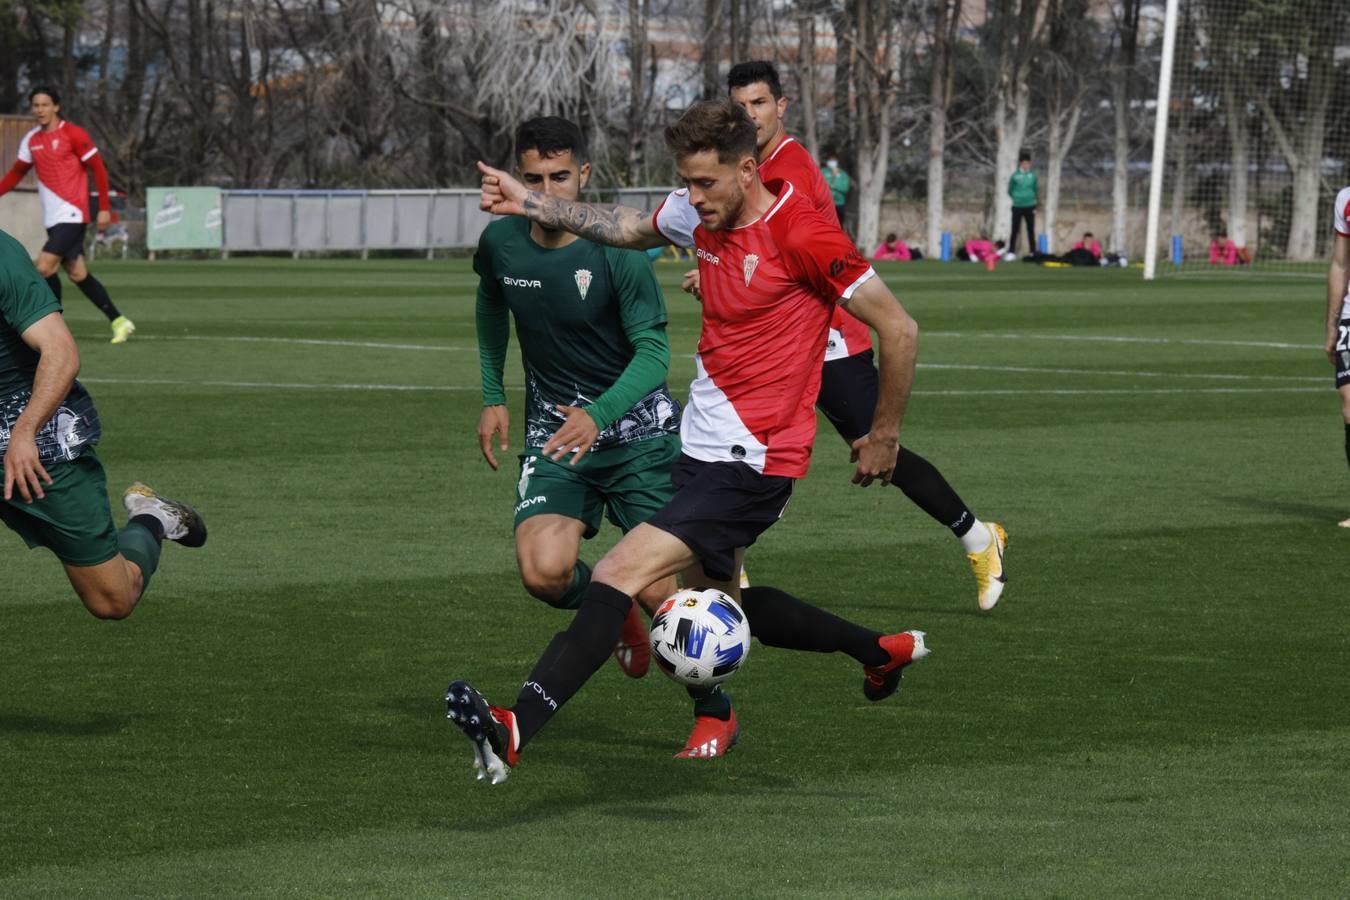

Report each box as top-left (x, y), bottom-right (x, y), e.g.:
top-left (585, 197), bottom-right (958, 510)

top-left (477, 160), bottom-right (668, 250)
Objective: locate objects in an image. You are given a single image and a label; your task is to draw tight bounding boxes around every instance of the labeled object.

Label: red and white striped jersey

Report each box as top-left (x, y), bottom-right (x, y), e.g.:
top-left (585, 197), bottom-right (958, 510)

top-left (1334, 186), bottom-right (1350, 316)
top-left (18, 122), bottom-right (99, 227)
top-left (653, 180), bottom-right (876, 478)
top-left (757, 135), bottom-right (873, 362)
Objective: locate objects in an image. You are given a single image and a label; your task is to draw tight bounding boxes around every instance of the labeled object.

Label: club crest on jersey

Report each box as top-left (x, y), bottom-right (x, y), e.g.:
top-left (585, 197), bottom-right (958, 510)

top-left (574, 268), bottom-right (592, 300)
top-left (743, 254), bottom-right (760, 286)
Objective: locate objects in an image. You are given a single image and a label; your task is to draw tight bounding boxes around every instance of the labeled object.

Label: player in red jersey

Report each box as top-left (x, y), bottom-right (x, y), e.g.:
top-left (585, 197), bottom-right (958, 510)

top-left (0, 86), bottom-right (135, 344)
top-left (719, 60), bottom-right (1009, 610)
top-left (446, 101), bottom-right (929, 782)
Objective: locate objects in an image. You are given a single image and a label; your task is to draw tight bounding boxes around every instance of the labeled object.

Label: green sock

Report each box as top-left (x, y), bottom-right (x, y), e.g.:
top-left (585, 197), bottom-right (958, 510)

top-left (552, 558), bottom-right (593, 610)
top-left (118, 520), bottom-right (162, 590)
top-left (687, 683), bottom-right (732, 720)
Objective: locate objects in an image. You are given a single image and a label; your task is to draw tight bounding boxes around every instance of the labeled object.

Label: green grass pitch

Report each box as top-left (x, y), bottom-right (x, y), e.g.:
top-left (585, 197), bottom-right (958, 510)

top-left (2, 258), bottom-right (1346, 897)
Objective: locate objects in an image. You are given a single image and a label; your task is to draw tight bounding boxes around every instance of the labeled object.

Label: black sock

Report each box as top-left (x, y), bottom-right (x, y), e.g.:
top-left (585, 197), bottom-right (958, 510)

top-left (74, 274), bottom-right (121, 321)
top-left (891, 447), bottom-right (975, 537)
top-left (1344, 423), bottom-right (1349, 470)
top-left (739, 586), bottom-right (887, 666)
top-left (511, 581), bottom-right (631, 749)
top-left (687, 684), bottom-right (732, 720)
top-left (45, 274), bottom-right (62, 301)
top-left (130, 513), bottom-right (165, 542)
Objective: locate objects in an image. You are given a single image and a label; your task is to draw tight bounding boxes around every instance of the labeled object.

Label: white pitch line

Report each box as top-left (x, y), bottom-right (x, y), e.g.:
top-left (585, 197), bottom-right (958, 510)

top-left (911, 386), bottom-right (1324, 396)
top-left (78, 376), bottom-right (1325, 397)
top-left (126, 335), bottom-right (471, 352)
top-left (107, 330), bottom-right (1321, 353)
top-left (82, 377), bottom-right (482, 392)
top-left (924, 331), bottom-right (1319, 351)
top-left (919, 362), bottom-right (1323, 383)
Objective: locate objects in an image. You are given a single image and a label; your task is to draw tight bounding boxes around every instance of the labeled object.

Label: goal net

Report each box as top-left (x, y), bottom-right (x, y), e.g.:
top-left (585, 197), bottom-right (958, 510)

top-left (1151, 0), bottom-right (1350, 276)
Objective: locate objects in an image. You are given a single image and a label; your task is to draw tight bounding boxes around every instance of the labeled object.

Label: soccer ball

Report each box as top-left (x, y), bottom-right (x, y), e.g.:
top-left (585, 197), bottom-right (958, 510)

top-left (649, 588), bottom-right (752, 686)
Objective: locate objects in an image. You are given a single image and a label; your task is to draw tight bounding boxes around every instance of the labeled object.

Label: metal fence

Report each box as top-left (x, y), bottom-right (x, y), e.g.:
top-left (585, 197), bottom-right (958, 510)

top-left (218, 189), bottom-right (495, 257)
top-left (211, 187), bottom-right (681, 256)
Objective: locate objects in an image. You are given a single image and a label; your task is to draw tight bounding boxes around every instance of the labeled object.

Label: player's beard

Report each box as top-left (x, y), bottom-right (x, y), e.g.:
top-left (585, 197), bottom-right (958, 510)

top-left (707, 186), bottom-right (745, 232)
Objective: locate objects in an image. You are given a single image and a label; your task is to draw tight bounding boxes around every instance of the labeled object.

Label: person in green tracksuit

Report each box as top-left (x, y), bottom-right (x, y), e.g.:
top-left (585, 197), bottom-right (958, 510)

top-left (1007, 151), bottom-right (1039, 257)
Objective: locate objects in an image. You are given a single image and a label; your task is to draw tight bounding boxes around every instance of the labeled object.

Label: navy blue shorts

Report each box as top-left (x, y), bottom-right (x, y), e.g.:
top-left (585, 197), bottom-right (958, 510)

top-left (816, 349), bottom-right (879, 444)
top-left (43, 223), bottom-right (87, 262)
top-left (646, 454), bottom-right (793, 582)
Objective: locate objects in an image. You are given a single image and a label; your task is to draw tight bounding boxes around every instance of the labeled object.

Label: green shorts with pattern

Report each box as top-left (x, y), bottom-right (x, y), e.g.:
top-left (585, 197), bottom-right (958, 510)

top-left (514, 433), bottom-right (680, 538)
top-left (0, 450), bottom-right (119, 567)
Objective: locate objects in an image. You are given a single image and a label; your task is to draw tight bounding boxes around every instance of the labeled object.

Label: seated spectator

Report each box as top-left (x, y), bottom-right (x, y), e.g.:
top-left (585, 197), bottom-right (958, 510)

top-left (1059, 232), bottom-right (1104, 267)
top-left (873, 233), bottom-right (912, 261)
top-left (1209, 234), bottom-right (1242, 266)
top-left (1072, 232), bottom-right (1103, 259)
top-left (961, 238), bottom-right (1004, 263)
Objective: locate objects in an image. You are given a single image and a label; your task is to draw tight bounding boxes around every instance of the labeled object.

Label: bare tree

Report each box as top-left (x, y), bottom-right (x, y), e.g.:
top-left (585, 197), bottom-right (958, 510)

top-left (1040, 0), bottom-right (1092, 252)
top-left (987, 0), bottom-right (1048, 245)
top-left (1108, 0), bottom-right (1142, 255)
top-left (925, 0), bottom-right (962, 257)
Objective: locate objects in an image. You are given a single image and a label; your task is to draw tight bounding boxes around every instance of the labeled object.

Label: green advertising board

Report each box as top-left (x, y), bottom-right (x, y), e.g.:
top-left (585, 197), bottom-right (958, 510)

top-left (146, 187), bottom-right (222, 250)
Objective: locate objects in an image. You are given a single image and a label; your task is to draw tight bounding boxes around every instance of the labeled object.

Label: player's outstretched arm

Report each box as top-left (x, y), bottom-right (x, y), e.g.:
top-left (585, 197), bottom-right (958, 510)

top-left (4, 312), bottom-right (79, 502)
top-left (1327, 233), bottom-right (1349, 363)
top-left (840, 277), bottom-right (918, 487)
top-left (477, 161), bottom-right (667, 250)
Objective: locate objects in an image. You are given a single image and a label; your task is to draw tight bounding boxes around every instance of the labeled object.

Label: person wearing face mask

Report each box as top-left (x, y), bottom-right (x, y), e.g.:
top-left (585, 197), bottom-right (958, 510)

top-left (820, 147), bottom-right (851, 229)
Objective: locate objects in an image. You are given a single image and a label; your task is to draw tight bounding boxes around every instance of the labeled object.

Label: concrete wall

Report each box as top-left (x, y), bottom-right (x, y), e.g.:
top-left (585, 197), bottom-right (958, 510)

top-left (0, 192), bottom-right (46, 257)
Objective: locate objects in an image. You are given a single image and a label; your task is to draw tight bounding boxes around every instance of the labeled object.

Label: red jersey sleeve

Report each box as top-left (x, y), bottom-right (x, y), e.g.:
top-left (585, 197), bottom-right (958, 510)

top-left (771, 203), bottom-right (875, 302)
top-left (67, 124), bottom-right (99, 163)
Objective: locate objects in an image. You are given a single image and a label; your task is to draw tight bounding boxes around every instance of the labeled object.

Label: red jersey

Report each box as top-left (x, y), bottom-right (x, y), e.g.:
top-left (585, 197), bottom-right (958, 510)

top-left (652, 181), bottom-right (876, 478)
top-left (757, 135), bottom-right (873, 362)
top-left (18, 122), bottom-right (101, 227)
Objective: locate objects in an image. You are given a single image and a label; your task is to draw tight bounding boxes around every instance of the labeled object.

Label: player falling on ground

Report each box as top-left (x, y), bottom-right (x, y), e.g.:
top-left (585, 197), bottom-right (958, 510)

top-left (722, 61), bottom-right (1008, 609)
top-left (447, 100), bottom-right (929, 781)
top-left (1, 228), bottom-right (203, 617)
top-left (0, 86), bottom-right (135, 345)
top-left (1327, 186), bottom-right (1350, 528)
top-left (475, 115), bottom-right (694, 677)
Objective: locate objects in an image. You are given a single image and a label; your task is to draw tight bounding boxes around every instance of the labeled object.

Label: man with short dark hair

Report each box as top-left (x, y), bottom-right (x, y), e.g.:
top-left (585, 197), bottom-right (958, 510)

top-left (1007, 151), bottom-right (1038, 258)
top-left (1, 227), bottom-right (204, 618)
top-left (448, 100), bottom-right (929, 782)
top-left (0, 87), bottom-right (135, 344)
top-left (474, 115), bottom-right (685, 676)
top-left (723, 59), bottom-right (1009, 611)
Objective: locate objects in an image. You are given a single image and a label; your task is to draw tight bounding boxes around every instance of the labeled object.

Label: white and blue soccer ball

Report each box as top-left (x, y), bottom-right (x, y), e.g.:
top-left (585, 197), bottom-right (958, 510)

top-left (649, 588), bottom-right (751, 686)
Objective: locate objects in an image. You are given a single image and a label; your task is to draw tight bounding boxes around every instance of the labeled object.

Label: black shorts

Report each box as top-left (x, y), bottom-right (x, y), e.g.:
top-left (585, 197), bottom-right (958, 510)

top-left (816, 349), bottom-right (879, 444)
top-left (43, 223), bottom-right (87, 262)
top-left (646, 454), bottom-right (793, 582)
top-left (1334, 317), bottom-right (1350, 389)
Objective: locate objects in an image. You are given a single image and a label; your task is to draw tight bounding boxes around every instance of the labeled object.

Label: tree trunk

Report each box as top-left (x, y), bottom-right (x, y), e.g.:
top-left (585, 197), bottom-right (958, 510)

top-left (796, 3), bottom-right (818, 160)
top-left (702, 0), bottom-right (722, 100)
top-left (1222, 67), bottom-right (1249, 249)
top-left (1110, 0), bottom-right (1141, 256)
top-left (625, 0), bottom-right (650, 185)
top-left (1285, 50), bottom-right (1332, 260)
top-left (926, 0), bottom-right (960, 258)
top-left (1044, 105), bottom-right (1080, 254)
top-left (991, 84), bottom-right (1030, 244)
top-left (852, 0), bottom-right (892, 252)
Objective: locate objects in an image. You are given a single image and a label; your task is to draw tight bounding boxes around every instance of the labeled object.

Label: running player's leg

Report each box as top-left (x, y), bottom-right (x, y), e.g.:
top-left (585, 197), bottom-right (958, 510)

top-left (62, 253), bottom-right (133, 342)
top-left (817, 350), bottom-right (1007, 607)
top-left (1338, 379), bottom-right (1350, 527)
top-left (515, 514), bottom-right (589, 607)
top-left (673, 550), bottom-right (744, 758)
top-left (36, 227), bottom-right (72, 299)
top-left (512, 450), bottom-right (605, 609)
